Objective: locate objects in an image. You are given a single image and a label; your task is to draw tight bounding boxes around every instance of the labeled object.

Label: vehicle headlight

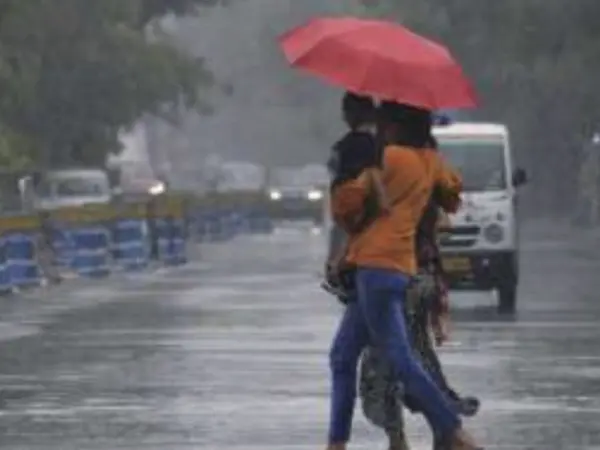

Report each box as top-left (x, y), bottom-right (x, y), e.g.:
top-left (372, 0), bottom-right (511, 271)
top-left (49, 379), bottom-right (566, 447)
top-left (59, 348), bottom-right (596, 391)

top-left (483, 223), bottom-right (504, 243)
top-left (269, 190), bottom-right (282, 200)
top-left (307, 189), bottom-right (323, 201)
top-left (148, 182), bottom-right (166, 196)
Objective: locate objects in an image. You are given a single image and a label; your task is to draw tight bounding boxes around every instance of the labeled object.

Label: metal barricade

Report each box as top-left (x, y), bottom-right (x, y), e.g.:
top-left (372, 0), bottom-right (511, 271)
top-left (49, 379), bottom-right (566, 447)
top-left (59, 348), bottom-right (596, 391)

top-left (112, 219), bottom-right (149, 271)
top-left (4, 232), bottom-right (41, 288)
top-left (0, 237), bottom-right (10, 294)
top-left (68, 226), bottom-right (111, 277)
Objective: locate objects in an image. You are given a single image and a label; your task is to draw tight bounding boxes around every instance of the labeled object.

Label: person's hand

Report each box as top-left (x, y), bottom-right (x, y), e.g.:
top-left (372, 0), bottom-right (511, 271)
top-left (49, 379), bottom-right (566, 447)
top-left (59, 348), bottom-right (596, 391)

top-left (379, 202), bottom-right (391, 216)
top-left (325, 260), bottom-right (340, 283)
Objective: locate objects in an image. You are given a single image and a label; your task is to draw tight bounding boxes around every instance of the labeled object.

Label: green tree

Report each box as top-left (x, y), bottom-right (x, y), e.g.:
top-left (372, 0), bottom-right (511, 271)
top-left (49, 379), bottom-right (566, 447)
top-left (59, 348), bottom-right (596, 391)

top-left (0, 124), bottom-right (34, 169)
top-left (138, 0), bottom-right (226, 28)
top-left (0, 0), bottom-right (217, 169)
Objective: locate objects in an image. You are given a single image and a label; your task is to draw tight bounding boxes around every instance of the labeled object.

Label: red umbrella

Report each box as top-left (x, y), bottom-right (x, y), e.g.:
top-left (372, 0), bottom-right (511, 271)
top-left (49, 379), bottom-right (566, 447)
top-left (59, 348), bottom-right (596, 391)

top-left (279, 17), bottom-right (477, 110)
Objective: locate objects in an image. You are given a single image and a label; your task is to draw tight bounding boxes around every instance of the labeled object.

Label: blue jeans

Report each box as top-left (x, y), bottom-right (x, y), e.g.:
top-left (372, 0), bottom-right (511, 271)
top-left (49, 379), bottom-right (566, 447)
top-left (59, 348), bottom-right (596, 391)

top-left (328, 267), bottom-right (461, 443)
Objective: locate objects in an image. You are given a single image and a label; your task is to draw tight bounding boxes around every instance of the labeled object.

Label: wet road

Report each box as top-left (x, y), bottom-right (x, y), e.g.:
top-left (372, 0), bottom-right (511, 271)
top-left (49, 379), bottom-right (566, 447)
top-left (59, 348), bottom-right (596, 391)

top-left (0, 221), bottom-right (599, 449)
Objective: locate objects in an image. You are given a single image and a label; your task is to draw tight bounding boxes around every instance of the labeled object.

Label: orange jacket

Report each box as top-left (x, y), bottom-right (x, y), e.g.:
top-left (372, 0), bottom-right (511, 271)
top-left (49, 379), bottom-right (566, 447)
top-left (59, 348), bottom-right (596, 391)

top-left (331, 145), bottom-right (462, 275)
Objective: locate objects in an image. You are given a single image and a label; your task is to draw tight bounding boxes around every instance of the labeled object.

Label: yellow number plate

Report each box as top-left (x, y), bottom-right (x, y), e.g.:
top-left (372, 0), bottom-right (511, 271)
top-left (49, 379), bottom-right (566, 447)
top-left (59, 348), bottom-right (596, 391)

top-left (441, 256), bottom-right (471, 273)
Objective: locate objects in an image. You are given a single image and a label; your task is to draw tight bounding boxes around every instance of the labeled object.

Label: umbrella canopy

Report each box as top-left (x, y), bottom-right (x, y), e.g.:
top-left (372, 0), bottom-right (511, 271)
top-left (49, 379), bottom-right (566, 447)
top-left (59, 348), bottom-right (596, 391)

top-left (279, 17), bottom-right (477, 110)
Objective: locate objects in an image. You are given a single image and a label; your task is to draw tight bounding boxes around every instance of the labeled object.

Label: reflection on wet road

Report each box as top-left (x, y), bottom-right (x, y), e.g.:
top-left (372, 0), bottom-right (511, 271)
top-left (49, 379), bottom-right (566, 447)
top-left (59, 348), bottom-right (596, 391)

top-left (0, 222), bottom-right (599, 449)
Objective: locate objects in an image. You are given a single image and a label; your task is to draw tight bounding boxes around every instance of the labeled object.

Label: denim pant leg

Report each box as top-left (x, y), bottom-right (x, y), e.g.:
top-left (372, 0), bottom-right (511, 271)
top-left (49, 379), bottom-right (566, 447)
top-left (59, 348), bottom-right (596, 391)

top-left (328, 300), bottom-right (370, 443)
top-left (356, 267), bottom-right (461, 440)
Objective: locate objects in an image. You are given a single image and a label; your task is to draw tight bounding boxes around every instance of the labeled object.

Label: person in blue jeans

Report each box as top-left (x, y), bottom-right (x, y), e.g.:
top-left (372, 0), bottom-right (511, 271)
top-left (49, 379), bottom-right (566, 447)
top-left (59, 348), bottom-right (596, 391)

top-left (326, 102), bottom-right (481, 450)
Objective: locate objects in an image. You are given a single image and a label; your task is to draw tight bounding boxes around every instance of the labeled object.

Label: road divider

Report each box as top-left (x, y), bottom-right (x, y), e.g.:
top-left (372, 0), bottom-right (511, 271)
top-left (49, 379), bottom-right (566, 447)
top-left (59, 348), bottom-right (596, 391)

top-left (0, 192), bottom-right (277, 294)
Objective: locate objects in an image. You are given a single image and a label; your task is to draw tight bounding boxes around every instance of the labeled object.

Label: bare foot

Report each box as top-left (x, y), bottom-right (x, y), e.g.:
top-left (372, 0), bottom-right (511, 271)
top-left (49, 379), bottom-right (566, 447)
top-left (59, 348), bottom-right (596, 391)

top-left (326, 444), bottom-right (346, 450)
top-left (449, 428), bottom-right (482, 450)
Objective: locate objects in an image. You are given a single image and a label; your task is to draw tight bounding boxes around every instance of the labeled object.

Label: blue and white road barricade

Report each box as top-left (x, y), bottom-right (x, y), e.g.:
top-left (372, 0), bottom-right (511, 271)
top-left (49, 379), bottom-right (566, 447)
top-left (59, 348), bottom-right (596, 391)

top-left (193, 206), bottom-right (273, 241)
top-left (150, 196), bottom-right (188, 265)
top-left (112, 219), bottom-right (149, 271)
top-left (5, 233), bottom-right (40, 287)
top-left (194, 210), bottom-right (227, 242)
top-left (68, 226), bottom-right (111, 277)
top-left (154, 217), bottom-right (186, 265)
top-left (0, 237), bottom-right (10, 293)
top-left (50, 227), bottom-right (76, 270)
top-left (245, 207), bottom-right (273, 234)
top-left (49, 205), bottom-right (113, 278)
top-left (0, 214), bottom-right (42, 289)
top-left (0, 193), bottom-right (202, 294)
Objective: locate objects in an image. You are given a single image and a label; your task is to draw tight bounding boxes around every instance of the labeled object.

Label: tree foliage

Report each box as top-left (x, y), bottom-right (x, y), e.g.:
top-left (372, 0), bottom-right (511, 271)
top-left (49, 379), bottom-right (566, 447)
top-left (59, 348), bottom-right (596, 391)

top-left (359, 0), bottom-right (600, 213)
top-left (138, 0), bottom-right (226, 29)
top-left (0, 0), bottom-right (216, 168)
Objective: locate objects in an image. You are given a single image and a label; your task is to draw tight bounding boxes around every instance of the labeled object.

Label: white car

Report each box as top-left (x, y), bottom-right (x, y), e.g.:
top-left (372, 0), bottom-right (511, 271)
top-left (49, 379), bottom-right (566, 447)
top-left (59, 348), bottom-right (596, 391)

top-left (267, 166), bottom-right (327, 224)
top-left (267, 185), bottom-right (325, 224)
top-left (27, 169), bottom-right (113, 211)
top-left (434, 122), bottom-right (528, 313)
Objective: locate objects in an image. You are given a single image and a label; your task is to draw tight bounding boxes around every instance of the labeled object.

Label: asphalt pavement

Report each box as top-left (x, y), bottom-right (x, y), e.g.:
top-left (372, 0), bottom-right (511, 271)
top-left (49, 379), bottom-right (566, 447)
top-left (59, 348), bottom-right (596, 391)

top-left (0, 220), bottom-right (599, 449)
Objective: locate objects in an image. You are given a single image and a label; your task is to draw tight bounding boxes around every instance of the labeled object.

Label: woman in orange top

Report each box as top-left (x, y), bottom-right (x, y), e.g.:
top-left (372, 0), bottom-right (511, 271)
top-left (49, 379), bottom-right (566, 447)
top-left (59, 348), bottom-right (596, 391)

top-left (326, 102), bottom-right (481, 450)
